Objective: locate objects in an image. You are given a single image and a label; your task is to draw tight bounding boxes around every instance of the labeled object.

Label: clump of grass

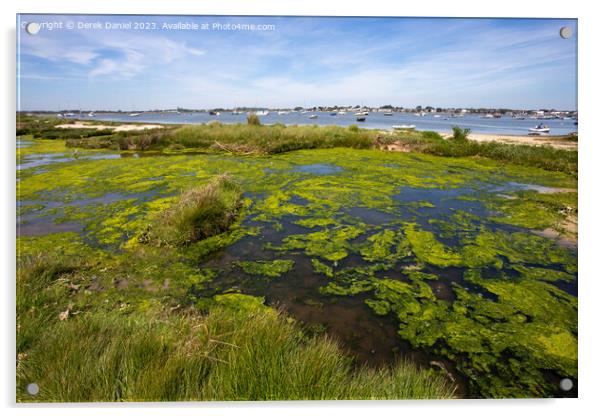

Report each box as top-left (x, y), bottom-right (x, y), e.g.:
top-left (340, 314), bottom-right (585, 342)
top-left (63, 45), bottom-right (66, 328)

top-left (451, 126), bottom-right (470, 141)
top-left (142, 174), bottom-right (243, 246)
top-left (16, 253), bottom-right (456, 402)
top-left (246, 113), bottom-right (261, 126)
top-left (114, 129), bottom-right (172, 150)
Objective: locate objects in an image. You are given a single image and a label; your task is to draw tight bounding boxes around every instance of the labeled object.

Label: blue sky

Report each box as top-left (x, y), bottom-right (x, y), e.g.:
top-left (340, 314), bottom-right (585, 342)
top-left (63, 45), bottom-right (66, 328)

top-left (17, 15), bottom-right (577, 111)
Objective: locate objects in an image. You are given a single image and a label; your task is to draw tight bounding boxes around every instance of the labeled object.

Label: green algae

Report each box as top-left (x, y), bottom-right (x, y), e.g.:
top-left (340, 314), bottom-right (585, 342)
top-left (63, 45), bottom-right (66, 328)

top-left (461, 229), bottom-right (577, 273)
top-left (487, 191), bottom-right (575, 229)
top-left (17, 138), bottom-right (578, 398)
top-left (404, 223), bottom-right (463, 267)
top-left (294, 217), bottom-right (338, 228)
top-left (311, 258), bottom-right (334, 278)
top-left (359, 229), bottom-right (400, 262)
top-left (213, 293), bottom-right (272, 314)
top-left (236, 259), bottom-right (295, 278)
top-left (271, 224), bottom-right (366, 262)
top-left (510, 264), bottom-right (574, 282)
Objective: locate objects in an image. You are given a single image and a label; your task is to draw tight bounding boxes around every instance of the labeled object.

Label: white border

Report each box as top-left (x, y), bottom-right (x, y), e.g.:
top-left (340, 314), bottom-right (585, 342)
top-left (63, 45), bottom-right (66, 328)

top-left (2, 1), bottom-right (601, 416)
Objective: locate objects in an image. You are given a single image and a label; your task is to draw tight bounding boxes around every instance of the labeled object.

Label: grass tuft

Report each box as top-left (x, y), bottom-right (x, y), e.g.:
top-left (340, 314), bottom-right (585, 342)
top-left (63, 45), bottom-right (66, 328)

top-left (141, 174), bottom-right (242, 247)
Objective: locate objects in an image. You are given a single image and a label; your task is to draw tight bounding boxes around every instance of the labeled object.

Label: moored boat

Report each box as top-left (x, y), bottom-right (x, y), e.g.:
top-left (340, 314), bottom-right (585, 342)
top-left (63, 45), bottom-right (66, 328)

top-left (528, 124), bottom-right (550, 134)
top-left (392, 124), bottom-right (416, 130)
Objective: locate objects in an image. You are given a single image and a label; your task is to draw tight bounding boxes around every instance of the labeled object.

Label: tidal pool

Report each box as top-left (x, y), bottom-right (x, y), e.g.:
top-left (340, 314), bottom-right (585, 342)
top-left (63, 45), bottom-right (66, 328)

top-left (17, 139), bottom-right (578, 398)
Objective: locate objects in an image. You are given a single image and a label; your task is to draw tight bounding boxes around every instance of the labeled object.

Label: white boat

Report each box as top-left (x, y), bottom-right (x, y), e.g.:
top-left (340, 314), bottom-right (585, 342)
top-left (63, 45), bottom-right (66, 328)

top-left (309, 114), bottom-right (318, 119)
top-left (129, 113), bottom-right (141, 117)
top-left (392, 124), bottom-right (416, 130)
top-left (414, 112), bottom-right (426, 117)
top-left (278, 111), bottom-right (289, 115)
top-left (337, 111), bottom-right (346, 115)
top-left (383, 111), bottom-right (393, 116)
top-left (354, 111), bottom-right (369, 116)
top-left (231, 110), bottom-right (242, 115)
top-left (88, 112), bottom-right (95, 117)
top-left (433, 114), bottom-right (441, 118)
top-left (528, 126), bottom-right (551, 134)
top-left (255, 110), bottom-right (269, 116)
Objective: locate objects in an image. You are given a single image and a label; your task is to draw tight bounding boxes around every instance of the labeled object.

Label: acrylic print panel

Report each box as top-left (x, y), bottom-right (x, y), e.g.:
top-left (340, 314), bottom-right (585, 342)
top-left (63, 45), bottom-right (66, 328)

top-left (16, 14), bottom-right (577, 401)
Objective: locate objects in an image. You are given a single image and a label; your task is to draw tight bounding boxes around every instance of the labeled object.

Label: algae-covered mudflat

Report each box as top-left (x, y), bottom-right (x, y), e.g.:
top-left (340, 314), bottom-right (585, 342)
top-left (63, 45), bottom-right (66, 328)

top-left (16, 120), bottom-right (577, 400)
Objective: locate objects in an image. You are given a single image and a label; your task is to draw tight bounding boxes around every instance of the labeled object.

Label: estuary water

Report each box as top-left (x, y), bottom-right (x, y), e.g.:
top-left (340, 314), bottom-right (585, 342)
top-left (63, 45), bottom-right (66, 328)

top-left (87, 111), bottom-right (577, 136)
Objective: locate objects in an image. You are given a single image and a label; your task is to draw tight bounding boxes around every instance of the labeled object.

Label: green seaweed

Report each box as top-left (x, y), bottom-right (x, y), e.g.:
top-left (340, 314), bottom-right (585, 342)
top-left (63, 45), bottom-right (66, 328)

top-left (404, 223), bottom-right (463, 267)
top-left (272, 224), bottom-right (366, 262)
top-left (311, 258), bottom-right (334, 278)
top-left (235, 259), bottom-right (295, 278)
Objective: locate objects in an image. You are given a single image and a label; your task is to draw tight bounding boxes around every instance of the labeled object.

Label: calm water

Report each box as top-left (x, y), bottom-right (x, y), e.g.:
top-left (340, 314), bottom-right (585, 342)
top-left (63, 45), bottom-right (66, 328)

top-left (87, 111), bottom-right (578, 135)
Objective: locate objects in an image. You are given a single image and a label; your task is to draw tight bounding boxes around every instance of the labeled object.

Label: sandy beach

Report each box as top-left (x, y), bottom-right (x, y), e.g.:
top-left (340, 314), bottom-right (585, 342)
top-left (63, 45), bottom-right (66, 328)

top-left (56, 121), bottom-right (164, 132)
top-left (462, 132), bottom-right (577, 150)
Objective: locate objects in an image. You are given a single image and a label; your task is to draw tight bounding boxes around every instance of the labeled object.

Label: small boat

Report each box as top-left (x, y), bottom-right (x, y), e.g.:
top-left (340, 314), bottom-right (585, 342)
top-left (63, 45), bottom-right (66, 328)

top-left (88, 112), bottom-right (95, 117)
top-left (414, 112), bottom-right (426, 117)
top-left (383, 111), bottom-right (393, 116)
top-left (255, 110), bottom-right (269, 116)
top-left (208, 110), bottom-right (220, 116)
top-left (528, 124), bottom-right (550, 134)
top-left (433, 114), bottom-right (441, 118)
top-left (356, 116), bottom-right (366, 122)
top-left (392, 124), bottom-right (416, 130)
top-left (129, 113), bottom-right (141, 117)
top-left (231, 110), bottom-right (242, 115)
top-left (337, 111), bottom-right (346, 115)
top-left (309, 114), bottom-right (318, 119)
top-left (354, 111), bottom-right (369, 116)
top-left (278, 111), bottom-right (289, 115)
top-left (330, 111), bottom-right (337, 116)
top-left (64, 112), bottom-right (76, 118)
top-left (56, 113), bottom-right (64, 118)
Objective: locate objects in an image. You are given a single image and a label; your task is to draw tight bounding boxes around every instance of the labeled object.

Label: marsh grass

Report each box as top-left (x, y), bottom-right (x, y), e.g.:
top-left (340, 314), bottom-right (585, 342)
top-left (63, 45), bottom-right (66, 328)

top-left (48, 115), bottom-right (576, 175)
top-left (246, 113), bottom-right (261, 126)
top-left (451, 126), bottom-right (471, 141)
top-left (16, 252), bottom-right (456, 402)
top-left (142, 174), bottom-right (243, 246)
top-left (170, 123), bottom-right (376, 154)
top-left (393, 130), bottom-right (577, 176)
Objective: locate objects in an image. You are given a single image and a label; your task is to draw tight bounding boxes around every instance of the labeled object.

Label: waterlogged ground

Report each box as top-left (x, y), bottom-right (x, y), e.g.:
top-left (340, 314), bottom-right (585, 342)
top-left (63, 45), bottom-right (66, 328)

top-left (17, 138), bottom-right (578, 398)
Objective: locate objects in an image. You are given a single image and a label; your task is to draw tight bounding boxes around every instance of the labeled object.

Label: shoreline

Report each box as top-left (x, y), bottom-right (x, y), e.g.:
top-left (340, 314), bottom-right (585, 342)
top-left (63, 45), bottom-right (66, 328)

top-left (56, 120), bottom-right (577, 151)
top-left (461, 132), bottom-right (576, 150)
